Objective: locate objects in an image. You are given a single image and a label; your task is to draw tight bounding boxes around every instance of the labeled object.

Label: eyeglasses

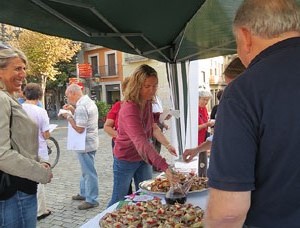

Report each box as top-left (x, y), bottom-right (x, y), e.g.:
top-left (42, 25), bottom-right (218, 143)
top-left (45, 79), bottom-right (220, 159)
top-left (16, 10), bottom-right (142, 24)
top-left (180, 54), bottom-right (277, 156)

top-left (64, 96), bottom-right (68, 104)
top-left (0, 43), bottom-right (11, 50)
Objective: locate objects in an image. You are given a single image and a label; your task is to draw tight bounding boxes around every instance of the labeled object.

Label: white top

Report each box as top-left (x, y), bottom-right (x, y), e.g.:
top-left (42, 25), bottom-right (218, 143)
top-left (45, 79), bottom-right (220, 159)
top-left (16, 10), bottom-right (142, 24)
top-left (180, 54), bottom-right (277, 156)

top-left (206, 134), bottom-right (213, 142)
top-left (22, 103), bottom-right (50, 160)
top-left (152, 96), bottom-right (163, 113)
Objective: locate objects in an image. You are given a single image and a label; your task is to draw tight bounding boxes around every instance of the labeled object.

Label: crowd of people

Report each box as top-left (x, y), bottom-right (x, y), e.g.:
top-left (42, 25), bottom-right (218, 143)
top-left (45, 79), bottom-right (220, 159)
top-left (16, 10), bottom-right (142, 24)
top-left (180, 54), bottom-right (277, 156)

top-left (1, 0), bottom-right (300, 227)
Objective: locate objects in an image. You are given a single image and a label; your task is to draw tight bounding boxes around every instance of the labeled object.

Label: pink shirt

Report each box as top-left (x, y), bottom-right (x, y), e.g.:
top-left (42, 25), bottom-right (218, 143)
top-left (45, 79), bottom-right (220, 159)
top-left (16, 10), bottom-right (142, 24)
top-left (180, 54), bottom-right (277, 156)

top-left (114, 101), bottom-right (169, 171)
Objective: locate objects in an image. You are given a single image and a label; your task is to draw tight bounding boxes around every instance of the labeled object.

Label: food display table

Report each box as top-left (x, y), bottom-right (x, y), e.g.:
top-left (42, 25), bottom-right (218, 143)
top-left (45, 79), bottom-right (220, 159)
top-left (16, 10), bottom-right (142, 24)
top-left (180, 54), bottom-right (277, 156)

top-left (80, 189), bottom-right (208, 228)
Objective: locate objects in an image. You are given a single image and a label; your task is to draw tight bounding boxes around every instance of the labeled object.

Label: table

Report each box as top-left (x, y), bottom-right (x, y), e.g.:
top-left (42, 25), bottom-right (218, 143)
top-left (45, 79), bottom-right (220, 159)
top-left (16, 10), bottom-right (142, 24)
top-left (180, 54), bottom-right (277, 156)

top-left (81, 189), bottom-right (209, 228)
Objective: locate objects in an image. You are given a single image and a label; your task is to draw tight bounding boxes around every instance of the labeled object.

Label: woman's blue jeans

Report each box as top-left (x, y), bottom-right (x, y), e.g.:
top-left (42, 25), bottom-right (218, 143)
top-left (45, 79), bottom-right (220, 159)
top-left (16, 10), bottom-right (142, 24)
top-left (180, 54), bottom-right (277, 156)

top-left (0, 191), bottom-right (37, 228)
top-left (107, 157), bottom-right (152, 207)
top-left (77, 151), bottom-right (99, 205)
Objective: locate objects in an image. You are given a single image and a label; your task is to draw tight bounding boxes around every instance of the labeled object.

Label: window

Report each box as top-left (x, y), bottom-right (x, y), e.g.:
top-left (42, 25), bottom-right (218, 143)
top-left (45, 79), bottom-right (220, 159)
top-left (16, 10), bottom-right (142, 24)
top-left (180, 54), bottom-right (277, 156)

top-left (105, 51), bottom-right (117, 76)
top-left (89, 55), bottom-right (99, 76)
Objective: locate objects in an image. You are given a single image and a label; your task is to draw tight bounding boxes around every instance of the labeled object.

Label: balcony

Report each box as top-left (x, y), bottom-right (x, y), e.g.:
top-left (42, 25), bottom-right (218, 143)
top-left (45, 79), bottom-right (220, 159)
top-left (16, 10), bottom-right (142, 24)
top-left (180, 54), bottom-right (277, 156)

top-left (93, 64), bottom-right (120, 78)
top-left (124, 53), bottom-right (148, 63)
top-left (82, 43), bottom-right (103, 51)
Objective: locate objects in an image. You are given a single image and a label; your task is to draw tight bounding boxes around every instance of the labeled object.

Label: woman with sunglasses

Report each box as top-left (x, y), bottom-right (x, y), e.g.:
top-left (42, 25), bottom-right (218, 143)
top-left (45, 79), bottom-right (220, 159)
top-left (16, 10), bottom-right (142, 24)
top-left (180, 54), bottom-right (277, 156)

top-left (0, 43), bottom-right (53, 227)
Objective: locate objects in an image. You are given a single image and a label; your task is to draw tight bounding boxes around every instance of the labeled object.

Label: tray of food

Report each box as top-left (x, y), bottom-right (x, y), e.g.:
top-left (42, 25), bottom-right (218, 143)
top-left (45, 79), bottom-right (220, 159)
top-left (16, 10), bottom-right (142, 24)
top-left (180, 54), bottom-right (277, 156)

top-left (99, 198), bottom-right (204, 227)
top-left (139, 173), bottom-right (208, 195)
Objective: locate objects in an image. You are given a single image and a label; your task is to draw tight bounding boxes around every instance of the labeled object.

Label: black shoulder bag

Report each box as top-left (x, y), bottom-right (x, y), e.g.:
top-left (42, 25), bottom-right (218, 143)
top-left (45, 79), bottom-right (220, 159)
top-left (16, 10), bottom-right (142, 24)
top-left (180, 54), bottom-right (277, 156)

top-left (0, 105), bottom-right (12, 194)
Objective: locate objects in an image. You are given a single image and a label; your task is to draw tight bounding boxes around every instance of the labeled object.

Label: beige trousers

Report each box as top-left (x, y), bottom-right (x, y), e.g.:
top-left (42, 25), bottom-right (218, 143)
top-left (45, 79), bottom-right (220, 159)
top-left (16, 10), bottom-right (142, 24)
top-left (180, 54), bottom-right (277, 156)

top-left (37, 183), bottom-right (47, 216)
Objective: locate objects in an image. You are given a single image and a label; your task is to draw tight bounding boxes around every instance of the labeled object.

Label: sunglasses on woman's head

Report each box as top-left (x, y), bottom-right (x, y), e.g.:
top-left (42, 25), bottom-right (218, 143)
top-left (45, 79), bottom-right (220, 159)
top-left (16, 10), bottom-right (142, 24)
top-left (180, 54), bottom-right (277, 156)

top-left (0, 43), bottom-right (11, 50)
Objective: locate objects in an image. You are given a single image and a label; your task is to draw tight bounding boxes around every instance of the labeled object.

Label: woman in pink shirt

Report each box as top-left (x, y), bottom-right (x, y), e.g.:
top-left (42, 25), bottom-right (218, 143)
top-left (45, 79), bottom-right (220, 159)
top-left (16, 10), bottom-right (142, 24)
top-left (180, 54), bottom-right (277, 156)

top-left (107, 64), bottom-right (178, 207)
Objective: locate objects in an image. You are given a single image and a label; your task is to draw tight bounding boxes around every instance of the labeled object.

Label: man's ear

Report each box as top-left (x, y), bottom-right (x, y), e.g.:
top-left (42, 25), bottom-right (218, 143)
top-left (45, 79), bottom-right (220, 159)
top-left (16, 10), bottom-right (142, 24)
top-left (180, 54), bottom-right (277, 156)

top-left (239, 27), bottom-right (252, 54)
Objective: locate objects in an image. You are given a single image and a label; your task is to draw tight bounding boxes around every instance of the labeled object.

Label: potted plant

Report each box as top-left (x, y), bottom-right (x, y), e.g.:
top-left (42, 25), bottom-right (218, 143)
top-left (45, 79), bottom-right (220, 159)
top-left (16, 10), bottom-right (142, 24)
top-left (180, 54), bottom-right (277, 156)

top-left (95, 100), bottom-right (111, 129)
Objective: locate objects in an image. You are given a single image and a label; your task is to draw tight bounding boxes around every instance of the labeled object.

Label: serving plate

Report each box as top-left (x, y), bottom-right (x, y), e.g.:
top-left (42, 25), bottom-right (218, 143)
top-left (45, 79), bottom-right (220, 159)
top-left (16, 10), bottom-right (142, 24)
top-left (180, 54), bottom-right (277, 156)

top-left (139, 179), bottom-right (208, 195)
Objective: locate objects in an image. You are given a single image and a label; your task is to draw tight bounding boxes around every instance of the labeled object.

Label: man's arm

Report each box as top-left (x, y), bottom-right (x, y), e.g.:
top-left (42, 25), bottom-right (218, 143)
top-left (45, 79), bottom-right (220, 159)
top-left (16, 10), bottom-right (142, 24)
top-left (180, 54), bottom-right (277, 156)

top-left (183, 140), bottom-right (212, 162)
top-left (67, 115), bottom-right (85, 133)
top-left (205, 188), bottom-right (251, 228)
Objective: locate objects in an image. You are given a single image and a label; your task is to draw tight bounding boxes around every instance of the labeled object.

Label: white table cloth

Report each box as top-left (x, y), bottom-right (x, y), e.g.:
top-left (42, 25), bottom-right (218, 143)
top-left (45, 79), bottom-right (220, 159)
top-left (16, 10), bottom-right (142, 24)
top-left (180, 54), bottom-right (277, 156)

top-left (81, 189), bottom-right (208, 228)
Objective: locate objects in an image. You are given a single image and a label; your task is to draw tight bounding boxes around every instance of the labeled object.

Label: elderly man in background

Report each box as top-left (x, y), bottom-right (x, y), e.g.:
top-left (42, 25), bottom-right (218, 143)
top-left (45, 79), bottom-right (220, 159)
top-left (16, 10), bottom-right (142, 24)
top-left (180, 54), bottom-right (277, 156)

top-left (205, 0), bottom-right (300, 227)
top-left (63, 84), bottom-right (99, 210)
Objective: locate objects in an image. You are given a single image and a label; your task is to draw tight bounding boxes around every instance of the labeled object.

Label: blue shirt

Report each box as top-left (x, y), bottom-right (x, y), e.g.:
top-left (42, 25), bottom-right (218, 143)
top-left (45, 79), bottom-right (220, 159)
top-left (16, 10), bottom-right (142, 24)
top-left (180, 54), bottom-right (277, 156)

top-left (208, 37), bottom-right (300, 227)
top-left (18, 97), bottom-right (43, 107)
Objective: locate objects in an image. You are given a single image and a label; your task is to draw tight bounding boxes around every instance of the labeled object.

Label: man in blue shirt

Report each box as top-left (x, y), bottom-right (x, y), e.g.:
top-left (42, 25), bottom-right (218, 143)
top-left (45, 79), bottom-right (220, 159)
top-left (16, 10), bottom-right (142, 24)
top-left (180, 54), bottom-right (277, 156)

top-left (205, 0), bottom-right (300, 227)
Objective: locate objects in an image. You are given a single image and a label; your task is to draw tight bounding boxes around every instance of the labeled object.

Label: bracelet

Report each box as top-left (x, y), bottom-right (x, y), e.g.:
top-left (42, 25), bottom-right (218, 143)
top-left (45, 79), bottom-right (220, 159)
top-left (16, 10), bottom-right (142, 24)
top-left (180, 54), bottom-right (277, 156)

top-left (165, 143), bottom-right (172, 150)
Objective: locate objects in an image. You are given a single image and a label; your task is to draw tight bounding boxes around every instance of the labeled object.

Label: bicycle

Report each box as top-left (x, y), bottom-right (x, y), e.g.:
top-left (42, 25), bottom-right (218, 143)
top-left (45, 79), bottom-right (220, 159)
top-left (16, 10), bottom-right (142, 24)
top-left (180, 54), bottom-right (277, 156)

top-left (46, 137), bottom-right (60, 168)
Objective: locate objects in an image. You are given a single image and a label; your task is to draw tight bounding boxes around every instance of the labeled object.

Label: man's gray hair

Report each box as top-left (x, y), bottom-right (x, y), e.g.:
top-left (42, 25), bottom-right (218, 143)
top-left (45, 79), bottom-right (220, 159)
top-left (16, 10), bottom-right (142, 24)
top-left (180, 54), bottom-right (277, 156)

top-left (233, 0), bottom-right (300, 39)
top-left (199, 89), bottom-right (212, 98)
top-left (66, 83), bottom-right (83, 94)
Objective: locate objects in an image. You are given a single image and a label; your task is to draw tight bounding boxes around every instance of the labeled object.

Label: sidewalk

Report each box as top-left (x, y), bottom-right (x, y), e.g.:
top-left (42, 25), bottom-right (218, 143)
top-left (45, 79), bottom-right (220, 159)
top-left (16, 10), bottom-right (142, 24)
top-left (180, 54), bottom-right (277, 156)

top-left (37, 119), bottom-right (177, 227)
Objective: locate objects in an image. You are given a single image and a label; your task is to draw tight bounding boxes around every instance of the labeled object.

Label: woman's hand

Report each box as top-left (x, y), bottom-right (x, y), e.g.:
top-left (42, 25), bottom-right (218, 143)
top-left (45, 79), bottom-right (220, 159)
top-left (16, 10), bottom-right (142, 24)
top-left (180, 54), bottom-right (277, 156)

top-left (207, 119), bottom-right (215, 127)
top-left (165, 144), bottom-right (177, 156)
top-left (165, 167), bottom-right (180, 185)
top-left (183, 148), bottom-right (199, 162)
top-left (41, 162), bottom-right (53, 183)
top-left (41, 162), bottom-right (51, 169)
top-left (164, 114), bottom-right (172, 121)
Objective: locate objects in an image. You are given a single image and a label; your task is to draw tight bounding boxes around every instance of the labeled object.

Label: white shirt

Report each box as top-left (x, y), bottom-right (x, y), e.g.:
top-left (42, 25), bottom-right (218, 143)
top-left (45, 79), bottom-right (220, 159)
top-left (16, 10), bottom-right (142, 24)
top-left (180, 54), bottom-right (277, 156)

top-left (206, 135), bottom-right (213, 142)
top-left (22, 103), bottom-right (50, 160)
top-left (152, 96), bottom-right (163, 113)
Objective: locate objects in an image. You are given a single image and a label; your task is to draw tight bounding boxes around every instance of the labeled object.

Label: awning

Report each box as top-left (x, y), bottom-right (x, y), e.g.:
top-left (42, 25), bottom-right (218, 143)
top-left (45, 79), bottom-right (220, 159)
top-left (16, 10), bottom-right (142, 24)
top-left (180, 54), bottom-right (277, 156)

top-left (0, 0), bottom-right (247, 159)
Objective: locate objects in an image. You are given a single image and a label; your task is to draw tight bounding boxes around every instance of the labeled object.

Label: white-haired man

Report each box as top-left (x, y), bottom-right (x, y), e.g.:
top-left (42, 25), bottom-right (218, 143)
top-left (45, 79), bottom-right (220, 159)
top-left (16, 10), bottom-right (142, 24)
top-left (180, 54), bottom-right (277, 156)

top-left (63, 84), bottom-right (99, 210)
top-left (206, 0), bottom-right (300, 227)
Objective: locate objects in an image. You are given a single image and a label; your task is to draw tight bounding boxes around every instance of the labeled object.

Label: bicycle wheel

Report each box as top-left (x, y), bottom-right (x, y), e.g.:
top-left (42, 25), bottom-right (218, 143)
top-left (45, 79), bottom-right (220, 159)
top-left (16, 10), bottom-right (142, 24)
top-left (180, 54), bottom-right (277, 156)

top-left (47, 137), bottom-right (60, 168)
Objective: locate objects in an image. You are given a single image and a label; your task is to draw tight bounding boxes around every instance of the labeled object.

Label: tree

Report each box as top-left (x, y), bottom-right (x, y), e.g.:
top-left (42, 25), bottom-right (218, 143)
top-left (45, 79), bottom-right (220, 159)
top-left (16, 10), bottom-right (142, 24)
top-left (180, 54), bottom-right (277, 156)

top-left (8, 28), bottom-right (81, 104)
top-left (47, 56), bottom-right (77, 90)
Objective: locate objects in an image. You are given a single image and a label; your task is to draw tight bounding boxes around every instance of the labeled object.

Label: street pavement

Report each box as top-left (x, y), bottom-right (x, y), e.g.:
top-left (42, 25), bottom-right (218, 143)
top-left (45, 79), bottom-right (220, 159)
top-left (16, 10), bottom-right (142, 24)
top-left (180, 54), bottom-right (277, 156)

top-left (37, 119), bottom-right (176, 228)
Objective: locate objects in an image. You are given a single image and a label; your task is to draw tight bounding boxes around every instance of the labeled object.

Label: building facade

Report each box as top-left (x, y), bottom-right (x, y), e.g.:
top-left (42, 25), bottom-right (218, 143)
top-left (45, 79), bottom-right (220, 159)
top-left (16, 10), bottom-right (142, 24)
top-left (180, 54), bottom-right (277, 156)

top-left (79, 43), bottom-right (236, 111)
top-left (78, 43), bottom-right (124, 105)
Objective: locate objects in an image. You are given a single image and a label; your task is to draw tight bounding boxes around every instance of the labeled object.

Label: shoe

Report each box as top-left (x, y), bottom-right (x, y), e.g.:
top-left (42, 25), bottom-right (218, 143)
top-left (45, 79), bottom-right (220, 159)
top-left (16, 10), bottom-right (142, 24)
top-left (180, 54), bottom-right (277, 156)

top-left (72, 194), bottom-right (86, 200)
top-left (37, 210), bottom-right (52, 220)
top-left (78, 202), bottom-right (99, 210)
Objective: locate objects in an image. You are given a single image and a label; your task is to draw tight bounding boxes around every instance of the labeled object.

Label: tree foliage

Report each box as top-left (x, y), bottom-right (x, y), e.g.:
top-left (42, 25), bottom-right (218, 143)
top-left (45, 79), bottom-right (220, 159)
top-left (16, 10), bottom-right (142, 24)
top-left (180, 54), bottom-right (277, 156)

top-left (46, 56), bottom-right (77, 90)
top-left (15, 29), bottom-right (80, 79)
top-left (7, 28), bottom-right (81, 98)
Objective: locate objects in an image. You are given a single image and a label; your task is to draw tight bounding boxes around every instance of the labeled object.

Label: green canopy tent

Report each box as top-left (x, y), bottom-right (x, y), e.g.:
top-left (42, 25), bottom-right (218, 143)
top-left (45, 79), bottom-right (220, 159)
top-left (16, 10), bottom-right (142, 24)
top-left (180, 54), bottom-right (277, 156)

top-left (0, 0), bottom-right (244, 166)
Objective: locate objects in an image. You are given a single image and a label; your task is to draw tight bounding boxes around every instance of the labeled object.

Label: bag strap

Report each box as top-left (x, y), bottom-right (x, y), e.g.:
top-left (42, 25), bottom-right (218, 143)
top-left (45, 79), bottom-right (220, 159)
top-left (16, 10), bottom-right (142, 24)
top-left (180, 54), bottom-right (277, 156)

top-left (9, 104), bottom-right (12, 138)
top-left (0, 98), bottom-right (12, 188)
